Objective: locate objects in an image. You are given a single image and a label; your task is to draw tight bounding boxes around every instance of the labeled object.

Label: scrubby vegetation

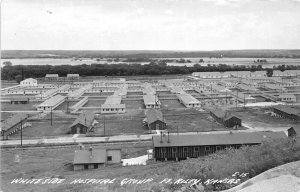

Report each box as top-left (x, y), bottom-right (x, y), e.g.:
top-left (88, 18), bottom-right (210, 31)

top-left (108, 138), bottom-right (299, 192)
top-left (2, 62), bottom-right (300, 81)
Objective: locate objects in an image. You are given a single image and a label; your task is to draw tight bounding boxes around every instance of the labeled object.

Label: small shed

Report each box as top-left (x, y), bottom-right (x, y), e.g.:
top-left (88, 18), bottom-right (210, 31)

top-left (210, 109), bottom-right (242, 128)
top-left (145, 109), bottom-right (166, 131)
top-left (70, 111), bottom-right (95, 134)
top-left (73, 148), bottom-right (121, 171)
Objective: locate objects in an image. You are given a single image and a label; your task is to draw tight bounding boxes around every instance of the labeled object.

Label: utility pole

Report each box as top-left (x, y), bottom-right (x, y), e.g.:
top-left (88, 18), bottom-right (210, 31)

top-left (236, 90), bottom-right (238, 109)
top-left (243, 93), bottom-right (246, 108)
top-left (103, 115), bottom-right (106, 136)
top-left (20, 120), bottom-right (23, 147)
top-left (50, 106), bottom-right (53, 126)
top-left (66, 96), bottom-right (69, 113)
top-left (226, 90), bottom-right (228, 105)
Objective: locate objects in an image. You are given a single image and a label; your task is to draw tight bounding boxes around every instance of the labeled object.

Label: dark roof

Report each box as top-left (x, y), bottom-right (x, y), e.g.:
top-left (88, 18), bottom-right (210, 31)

top-left (210, 109), bottom-right (240, 121)
top-left (273, 105), bottom-right (300, 116)
top-left (70, 111), bottom-right (95, 128)
top-left (146, 109), bottom-right (164, 124)
top-left (1, 113), bottom-right (28, 131)
top-left (211, 109), bottom-right (226, 118)
top-left (224, 115), bottom-right (240, 121)
top-left (153, 131), bottom-right (287, 147)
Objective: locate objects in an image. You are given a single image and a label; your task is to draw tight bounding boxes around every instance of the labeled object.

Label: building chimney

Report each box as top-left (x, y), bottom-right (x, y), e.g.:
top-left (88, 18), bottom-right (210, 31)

top-left (89, 147), bottom-right (93, 159)
top-left (167, 132), bottom-right (170, 143)
top-left (160, 131), bottom-right (163, 143)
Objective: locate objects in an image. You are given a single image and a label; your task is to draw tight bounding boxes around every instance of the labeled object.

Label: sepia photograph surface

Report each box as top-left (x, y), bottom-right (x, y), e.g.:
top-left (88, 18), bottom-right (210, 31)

top-left (1, 0), bottom-right (300, 191)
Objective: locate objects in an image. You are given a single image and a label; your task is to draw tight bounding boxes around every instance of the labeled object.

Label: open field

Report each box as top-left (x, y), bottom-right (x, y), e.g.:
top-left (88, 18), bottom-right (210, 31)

top-left (126, 91), bottom-right (142, 95)
top-left (1, 137), bottom-right (299, 192)
top-left (83, 100), bottom-right (105, 107)
top-left (91, 113), bottom-right (147, 136)
top-left (121, 100), bottom-right (144, 110)
top-left (160, 99), bottom-right (185, 109)
top-left (162, 109), bottom-right (233, 132)
top-left (234, 107), bottom-right (300, 133)
top-left (0, 142), bottom-right (153, 192)
top-left (1, 102), bottom-right (40, 111)
top-left (55, 101), bottom-right (78, 110)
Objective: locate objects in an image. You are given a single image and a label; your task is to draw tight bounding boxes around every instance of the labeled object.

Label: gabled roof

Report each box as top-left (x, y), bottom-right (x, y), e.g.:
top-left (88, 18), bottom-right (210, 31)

top-left (143, 94), bottom-right (160, 105)
top-left (153, 131), bottom-right (287, 147)
top-left (71, 111), bottom-right (95, 128)
top-left (37, 94), bottom-right (66, 107)
top-left (67, 74), bottom-right (79, 77)
top-left (273, 105), bottom-right (300, 116)
top-left (177, 93), bottom-right (200, 104)
top-left (1, 113), bottom-right (28, 131)
top-left (21, 78), bottom-right (37, 82)
top-left (146, 109), bottom-right (164, 124)
top-left (73, 149), bottom-right (106, 164)
top-left (45, 74), bottom-right (59, 77)
top-left (210, 109), bottom-right (240, 121)
top-left (210, 109), bottom-right (226, 118)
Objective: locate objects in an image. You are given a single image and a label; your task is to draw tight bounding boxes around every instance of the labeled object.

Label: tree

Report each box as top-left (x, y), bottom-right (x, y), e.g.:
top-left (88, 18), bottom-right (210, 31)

top-left (266, 68), bottom-right (273, 77)
top-left (15, 75), bottom-right (22, 83)
top-left (3, 61), bottom-right (12, 67)
top-left (278, 64), bottom-right (286, 72)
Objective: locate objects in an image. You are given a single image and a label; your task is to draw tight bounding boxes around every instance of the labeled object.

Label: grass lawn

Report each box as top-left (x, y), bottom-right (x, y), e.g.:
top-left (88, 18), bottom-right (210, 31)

top-left (55, 101), bottom-right (78, 110)
top-left (91, 113), bottom-right (146, 136)
top-left (121, 100), bottom-right (144, 110)
top-left (1, 142), bottom-right (153, 192)
top-left (9, 120), bottom-right (73, 139)
top-left (163, 109), bottom-right (227, 132)
top-left (83, 100), bottom-right (105, 107)
top-left (160, 99), bottom-right (185, 109)
top-left (1, 102), bottom-right (40, 111)
top-left (234, 108), bottom-right (300, 133)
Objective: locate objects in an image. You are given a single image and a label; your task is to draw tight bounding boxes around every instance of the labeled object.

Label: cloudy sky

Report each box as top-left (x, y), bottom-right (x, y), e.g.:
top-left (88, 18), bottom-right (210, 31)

top-left (1, 0), bottom-right (300, 50)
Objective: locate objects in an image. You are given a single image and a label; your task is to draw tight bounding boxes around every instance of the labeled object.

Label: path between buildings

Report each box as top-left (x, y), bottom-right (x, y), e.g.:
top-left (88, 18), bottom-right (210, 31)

top-left (0, 129), bottom-right (258, 147)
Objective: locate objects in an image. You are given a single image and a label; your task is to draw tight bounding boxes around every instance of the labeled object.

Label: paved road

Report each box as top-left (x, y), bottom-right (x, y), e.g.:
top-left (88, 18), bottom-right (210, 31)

top-left (0, 128), bottom-right (277, 147)
top-left (0, 134), bottom-right (154, 147)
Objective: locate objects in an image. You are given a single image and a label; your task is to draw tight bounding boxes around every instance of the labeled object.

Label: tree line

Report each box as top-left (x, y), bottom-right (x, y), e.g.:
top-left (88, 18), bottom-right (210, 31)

top-left (1, 61), bottom-right (300, 82)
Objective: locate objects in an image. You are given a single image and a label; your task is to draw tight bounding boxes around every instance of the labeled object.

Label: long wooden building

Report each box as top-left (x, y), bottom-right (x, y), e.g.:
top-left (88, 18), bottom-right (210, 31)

top-left (273, 105), bottom-right (300, 121)
top-left (152, 131), bottom-right (288, 161)
top-left (1, 113), bottom-right (28, 139)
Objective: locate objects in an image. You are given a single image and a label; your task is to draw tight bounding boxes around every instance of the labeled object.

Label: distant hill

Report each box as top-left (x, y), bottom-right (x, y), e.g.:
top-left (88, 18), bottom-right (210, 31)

top-left (2, 49), bottom-right (300, 59)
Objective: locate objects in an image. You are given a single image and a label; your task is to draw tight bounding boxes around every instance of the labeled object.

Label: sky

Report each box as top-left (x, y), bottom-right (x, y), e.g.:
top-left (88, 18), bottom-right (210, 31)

top-left (1, 0), bottom-right (300, 50)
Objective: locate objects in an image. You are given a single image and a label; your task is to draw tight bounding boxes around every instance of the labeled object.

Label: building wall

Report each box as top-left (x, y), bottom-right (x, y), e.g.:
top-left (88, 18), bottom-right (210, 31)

top-left (224, 117), bottom-right (242, 128)
top-left (70, 124), bottom-right (88, 134)
top-left (149, 120), bottom-right (166, 130)
top-left (1, 120), bottom-right (27, 138)
top-left (154, 144), bottom-right (256, 161)
top-left (73, 164), bottom-right (84, 171)
top-left (101, 108), bottom-right (126, 114)
top-left (273, 108), bottom-right (300, 121)
top-left (106, 150), bottom-right (121, 164)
